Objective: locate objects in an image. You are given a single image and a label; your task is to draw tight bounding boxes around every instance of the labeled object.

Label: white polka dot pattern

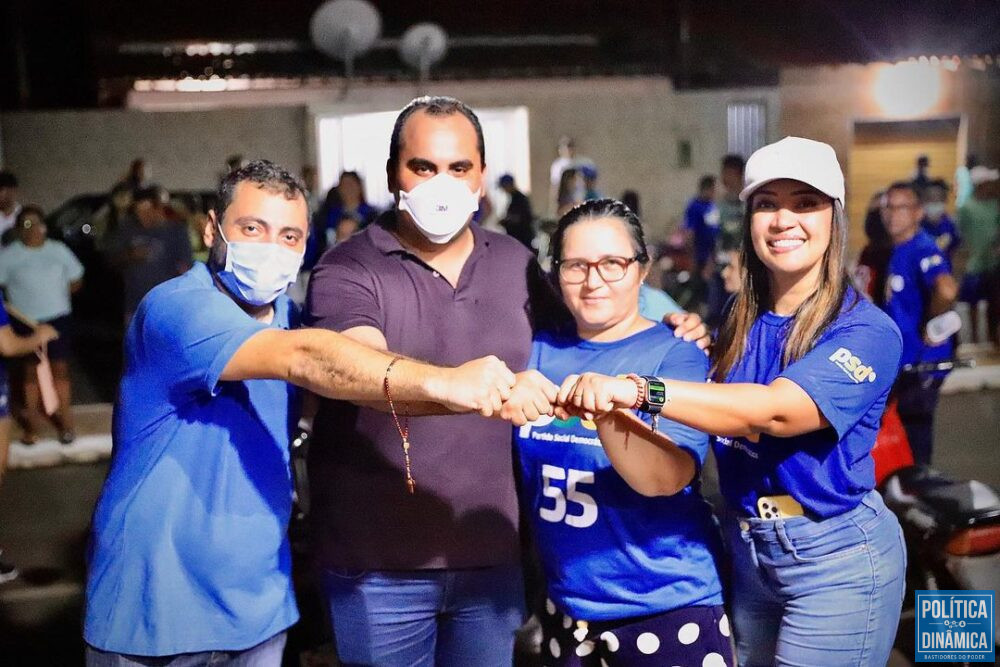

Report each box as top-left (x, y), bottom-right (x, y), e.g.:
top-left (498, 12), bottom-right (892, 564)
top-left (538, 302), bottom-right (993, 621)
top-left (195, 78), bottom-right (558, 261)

top-left (636, 631), bottom-right (661, 655)
top-left (575, 640), bottom-right (595, 657)
top-left (719, 613), bottom-right (731, 637)
top-left (703, 652), bottom-right (728, 667)
top-left (549, 637), bottom-right (561, 658)
top-left (545, 598), bottom-right (556, 615)
top-left (677, 621), bottom-right (700, 645)
top-left (600, 631), bottom-right (620, 652)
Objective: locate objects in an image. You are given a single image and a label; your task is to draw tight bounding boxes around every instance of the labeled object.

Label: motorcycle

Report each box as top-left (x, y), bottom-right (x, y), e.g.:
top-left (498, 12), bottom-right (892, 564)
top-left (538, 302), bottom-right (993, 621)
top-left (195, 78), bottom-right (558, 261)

top-left (874, 360), bottom-right (1000, 665)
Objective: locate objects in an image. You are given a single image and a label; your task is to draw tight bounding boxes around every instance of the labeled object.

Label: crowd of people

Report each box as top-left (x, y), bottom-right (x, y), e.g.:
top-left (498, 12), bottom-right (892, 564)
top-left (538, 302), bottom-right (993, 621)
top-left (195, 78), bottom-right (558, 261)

top-left (0, 94), bottom-right (997, 666)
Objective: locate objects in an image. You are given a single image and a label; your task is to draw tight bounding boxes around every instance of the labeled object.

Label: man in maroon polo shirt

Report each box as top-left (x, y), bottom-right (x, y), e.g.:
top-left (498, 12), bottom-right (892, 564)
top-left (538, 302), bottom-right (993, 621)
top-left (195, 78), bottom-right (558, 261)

top-left (304, 96), bottom-right (706, 665)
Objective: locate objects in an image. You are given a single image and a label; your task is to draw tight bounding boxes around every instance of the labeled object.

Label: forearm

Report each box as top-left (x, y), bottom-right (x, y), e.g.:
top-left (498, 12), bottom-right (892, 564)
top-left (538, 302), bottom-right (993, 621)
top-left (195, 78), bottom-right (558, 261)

top-left (0, 328), bottom-right (42, 357)
top-left (352, 399), bottom-right (457, 416)
top-left (596, 411), bottom-right (696, 497)
top-left (658, 379), bottom-right (791, 438)
top-left (283, 329), bottom-right (445, 403)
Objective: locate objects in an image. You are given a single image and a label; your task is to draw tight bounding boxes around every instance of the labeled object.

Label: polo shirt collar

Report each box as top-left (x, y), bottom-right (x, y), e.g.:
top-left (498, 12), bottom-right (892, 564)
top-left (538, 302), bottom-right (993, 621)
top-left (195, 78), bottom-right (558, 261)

top-left (369, 211), bottom-right (490, 258)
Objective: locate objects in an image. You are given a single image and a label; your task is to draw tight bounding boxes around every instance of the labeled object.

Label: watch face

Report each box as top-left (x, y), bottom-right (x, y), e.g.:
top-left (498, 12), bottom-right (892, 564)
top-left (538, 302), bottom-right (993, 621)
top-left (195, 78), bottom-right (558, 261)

top-left (646, 379), bottom-right (667, 404)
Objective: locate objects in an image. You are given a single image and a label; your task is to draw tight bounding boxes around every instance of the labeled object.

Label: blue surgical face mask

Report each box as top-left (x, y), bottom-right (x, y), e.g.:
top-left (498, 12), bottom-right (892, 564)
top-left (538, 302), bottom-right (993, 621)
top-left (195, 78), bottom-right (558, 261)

top-left (214, 223), bottom-right (304, 306)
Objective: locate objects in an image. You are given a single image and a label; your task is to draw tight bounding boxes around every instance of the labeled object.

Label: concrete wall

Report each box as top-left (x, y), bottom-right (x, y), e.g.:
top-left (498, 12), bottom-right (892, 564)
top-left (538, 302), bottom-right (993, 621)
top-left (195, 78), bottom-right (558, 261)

top-left (0, 106), bottom-right (307, 211)
top-left (1, 77), bottom-right (779, 240)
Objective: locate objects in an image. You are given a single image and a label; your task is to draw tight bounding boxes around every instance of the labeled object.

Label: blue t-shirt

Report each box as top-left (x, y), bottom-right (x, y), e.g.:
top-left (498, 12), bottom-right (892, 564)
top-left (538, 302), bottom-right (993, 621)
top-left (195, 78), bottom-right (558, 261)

top-left (922, 214), bottom-right (960, 260)
top-left (85, 262), bottom-right (300, 655)
top-left (714, 290), bottom-right (902, 518)
top-left (684, 197), bottom-right (721, 266)
top-left (516, 324), bottom-right (723, 621)
top-left (885, 231), bottom-right (953, 366)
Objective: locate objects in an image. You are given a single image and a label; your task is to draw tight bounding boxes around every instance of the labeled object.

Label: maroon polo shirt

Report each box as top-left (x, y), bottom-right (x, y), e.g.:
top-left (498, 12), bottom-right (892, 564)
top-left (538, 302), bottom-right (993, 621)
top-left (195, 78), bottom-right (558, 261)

top-left (304, 216), bottom-right (539, 570)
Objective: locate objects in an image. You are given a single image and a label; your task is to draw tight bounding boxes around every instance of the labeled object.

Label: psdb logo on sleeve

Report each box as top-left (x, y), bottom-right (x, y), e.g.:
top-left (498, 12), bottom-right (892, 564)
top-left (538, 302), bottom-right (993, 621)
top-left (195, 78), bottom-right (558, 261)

top-left (915, 590), bottom-right (995, 663)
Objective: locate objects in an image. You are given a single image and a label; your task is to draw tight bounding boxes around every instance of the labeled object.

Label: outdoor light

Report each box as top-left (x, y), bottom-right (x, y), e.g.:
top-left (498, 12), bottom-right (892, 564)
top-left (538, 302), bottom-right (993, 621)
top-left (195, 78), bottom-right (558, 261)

top-left (873, 60), bottom-right (943, 117)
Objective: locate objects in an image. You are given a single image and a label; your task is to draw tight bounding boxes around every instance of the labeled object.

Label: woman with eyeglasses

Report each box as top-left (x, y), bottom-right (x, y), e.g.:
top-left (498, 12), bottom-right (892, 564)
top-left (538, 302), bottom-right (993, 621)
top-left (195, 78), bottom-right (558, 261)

top-left (509, 198), bottom-right (733, 666)
top-left (558, 138), bottom-right (906, 666)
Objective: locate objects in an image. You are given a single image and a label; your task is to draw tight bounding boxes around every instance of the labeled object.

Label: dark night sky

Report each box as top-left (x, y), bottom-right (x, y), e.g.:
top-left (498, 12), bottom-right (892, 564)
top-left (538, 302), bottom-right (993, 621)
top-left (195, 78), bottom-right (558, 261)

top-left (2, 0), bottom-right (999, 109)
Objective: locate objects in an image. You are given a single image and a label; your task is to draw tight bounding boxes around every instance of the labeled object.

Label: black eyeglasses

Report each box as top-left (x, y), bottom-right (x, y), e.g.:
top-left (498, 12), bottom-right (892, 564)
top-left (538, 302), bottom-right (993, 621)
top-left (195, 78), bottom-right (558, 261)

top-left (554, 255), bottom-right (646, 284)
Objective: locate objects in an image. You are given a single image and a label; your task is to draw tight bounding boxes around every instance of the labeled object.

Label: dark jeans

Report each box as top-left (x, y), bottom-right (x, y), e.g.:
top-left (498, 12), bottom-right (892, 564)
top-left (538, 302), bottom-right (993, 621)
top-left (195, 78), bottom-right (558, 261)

top-left (85, 632), bottom-right (286, 667)
top-left (322, 564), bottom-right (525, 667)
top-left (894, 372), bottom-right (945, 466)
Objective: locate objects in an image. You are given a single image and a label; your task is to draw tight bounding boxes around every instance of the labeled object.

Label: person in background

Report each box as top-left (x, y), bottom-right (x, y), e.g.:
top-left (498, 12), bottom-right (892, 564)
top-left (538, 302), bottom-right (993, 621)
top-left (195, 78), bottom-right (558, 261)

top-left (121, 159), bottom-right (148, 195)
top-left (560, 137), bottom-right (906, 667)
top-left (92, 183), bottom-right (133, 249)
top-left (557, 168), bottom-right (586, 218)
top-left (0, 302), bottom-right (58, 583)
top-left (303, 171), bottom-right (378, 270)
top-left (109, 186), bottom-right (193, 324)
top-left (920, 179), bottom-right (960, 262)
top-left (549, 137), bottom-right (595, 216)
top-left (854, 190), bottom-right (893, 306)
top-left (683, 175), bottom-right (721, 275)
top-left (955, 154), bottom-right (977, 209)
top-left (717, 248), bottom-right (742, 296)
top-left (911, 154), bottom-right (931, 196)
top-left (506, 199), bottom-right (732, 666)
top-left (957, 166), bottom-right (1000, 347)
top-left (498, 174), bottom-right (536, 250)
top-left (581, 165), bottom-right (602, 201)
top-left (882, 181), bottom-right (958, 466)
top-left (0, 171), bottom-right (23, 244)
top-left (717, 154), bottom-right (746, 253)
top-left (0, 207), bottom-right (84, 444)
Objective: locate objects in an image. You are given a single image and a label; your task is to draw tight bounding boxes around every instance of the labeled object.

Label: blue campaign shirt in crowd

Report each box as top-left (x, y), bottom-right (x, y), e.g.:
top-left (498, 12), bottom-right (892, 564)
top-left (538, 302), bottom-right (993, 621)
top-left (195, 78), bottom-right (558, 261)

top-left (714, 289), bottom-right (902, 518)
top-left (885, 230), bottom-right (952, 366)
top-left (921, 214), bottom-right (960, 261)
top-left (85, 262), bottom-right (300, 656)
top-left (516, 324), bottom-right (724, 621)
top-left (683, 197), bottom-right (721, 267)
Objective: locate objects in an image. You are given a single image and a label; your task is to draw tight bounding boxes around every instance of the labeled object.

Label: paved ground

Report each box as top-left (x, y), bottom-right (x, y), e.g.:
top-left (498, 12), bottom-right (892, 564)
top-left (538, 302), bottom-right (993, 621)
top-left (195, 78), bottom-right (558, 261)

top-left (1, 388), bottom-right (998, 665)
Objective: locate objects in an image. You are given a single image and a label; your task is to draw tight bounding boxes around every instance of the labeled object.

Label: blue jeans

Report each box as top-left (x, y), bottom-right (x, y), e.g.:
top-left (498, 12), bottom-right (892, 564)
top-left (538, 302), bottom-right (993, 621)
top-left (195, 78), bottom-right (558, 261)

top-left (322, 564), bottom-right (525, 667)
top-left (726, 490), bottom-right (905, 667)
top-left (85, 632), bottom-right (286, 667)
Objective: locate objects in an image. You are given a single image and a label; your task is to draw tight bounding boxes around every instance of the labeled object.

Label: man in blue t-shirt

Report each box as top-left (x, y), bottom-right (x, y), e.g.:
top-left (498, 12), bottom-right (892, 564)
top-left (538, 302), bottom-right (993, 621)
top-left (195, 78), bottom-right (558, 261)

top-left (882, 181), bottom-right (959, 465)
top-left (683, 175), bottom-right (721, 273)
top-left (83, 160), bottom-right (517, 665)
top-left (920, 179), bottom-right (960, 261)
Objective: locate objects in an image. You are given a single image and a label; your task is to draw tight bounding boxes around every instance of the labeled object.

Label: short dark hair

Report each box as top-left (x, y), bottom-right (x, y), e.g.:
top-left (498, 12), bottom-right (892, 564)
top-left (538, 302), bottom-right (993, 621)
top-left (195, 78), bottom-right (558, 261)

top-left (699, 175), bottom-right (717, 191)
top-left (16, 205), bottom-right (44, 226)
top-left (216, 159), bottom-right (309, 220)
top-left (887, 180), bottom-right (921, 202)
top-left (0, 171), bottom-right (18, 189)
top-left (133, 186), bottom-right (162, 205)
top-left (721, 154), bottom-right (745, 173)
top-left (550, 198), bottom-right (649, 267)
top-left (388, 96), bottom-right (486, 173)
top-left (498, 174), bottom-right (515, 187)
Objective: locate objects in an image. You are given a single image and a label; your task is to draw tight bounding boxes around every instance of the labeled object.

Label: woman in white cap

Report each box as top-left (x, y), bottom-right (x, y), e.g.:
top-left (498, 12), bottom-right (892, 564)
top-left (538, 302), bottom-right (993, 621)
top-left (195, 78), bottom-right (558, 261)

top-left (556, 137), bottom-right (906, 666)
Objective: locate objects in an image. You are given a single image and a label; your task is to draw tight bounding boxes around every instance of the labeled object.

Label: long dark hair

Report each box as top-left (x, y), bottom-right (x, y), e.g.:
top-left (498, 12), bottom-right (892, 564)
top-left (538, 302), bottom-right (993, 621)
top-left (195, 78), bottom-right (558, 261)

top-left (712, 194), bottom-right (858, 381)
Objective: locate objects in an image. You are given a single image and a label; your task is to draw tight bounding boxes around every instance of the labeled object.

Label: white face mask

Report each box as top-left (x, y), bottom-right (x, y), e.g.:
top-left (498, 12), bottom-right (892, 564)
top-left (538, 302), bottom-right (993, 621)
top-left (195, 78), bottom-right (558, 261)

top-left (397, 174), bottom-right (480, 244)
top-left (214, 224), bottom-right (304, 306)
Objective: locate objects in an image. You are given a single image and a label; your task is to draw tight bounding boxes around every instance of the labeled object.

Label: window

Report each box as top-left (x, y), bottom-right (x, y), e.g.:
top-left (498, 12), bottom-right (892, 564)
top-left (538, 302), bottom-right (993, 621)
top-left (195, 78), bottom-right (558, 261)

top-left (727, 101), bottom-right (767, 158)
top-left (315, 106), bottom-right (531, 213)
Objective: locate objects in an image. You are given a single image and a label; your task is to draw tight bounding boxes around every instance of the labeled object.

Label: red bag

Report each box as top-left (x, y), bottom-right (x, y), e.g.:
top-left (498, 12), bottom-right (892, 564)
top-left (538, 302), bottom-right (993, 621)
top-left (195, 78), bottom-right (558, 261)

top-left (872, 398), bottom-right (914, 485)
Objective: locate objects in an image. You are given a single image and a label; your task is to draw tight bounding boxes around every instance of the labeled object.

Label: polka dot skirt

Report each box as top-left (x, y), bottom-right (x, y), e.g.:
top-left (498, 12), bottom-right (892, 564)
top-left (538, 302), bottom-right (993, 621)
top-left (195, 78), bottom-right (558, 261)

top-left (540, 600), bottom-right (734, 667)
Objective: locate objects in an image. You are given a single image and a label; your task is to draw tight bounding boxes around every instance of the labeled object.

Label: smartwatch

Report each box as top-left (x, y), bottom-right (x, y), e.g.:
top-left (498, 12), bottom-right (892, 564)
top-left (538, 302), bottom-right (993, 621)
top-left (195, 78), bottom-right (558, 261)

top-left (639, 375), bottom-right (668, 415)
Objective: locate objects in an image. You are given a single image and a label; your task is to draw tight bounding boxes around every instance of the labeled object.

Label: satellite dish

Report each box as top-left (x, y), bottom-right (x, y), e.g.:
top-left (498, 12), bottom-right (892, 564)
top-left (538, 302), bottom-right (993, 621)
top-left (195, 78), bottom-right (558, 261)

top-left (399, 23), bottom-right (448, 82)
top-left (310, 0), bottom-right (382, 78)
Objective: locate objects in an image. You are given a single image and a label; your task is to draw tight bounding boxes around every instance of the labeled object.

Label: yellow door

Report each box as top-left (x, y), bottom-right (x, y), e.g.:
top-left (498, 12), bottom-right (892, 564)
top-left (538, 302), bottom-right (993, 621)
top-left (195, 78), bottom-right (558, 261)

top-left (848, 118), bottom-right (962, 253)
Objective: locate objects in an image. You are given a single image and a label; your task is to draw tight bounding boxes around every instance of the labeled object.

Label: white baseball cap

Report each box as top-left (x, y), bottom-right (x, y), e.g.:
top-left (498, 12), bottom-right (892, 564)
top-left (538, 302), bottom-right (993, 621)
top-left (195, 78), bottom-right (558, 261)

top-left (740, 136), bottom-right (845, 204)
top-left (970, 165), bottom-right (1000, 186)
